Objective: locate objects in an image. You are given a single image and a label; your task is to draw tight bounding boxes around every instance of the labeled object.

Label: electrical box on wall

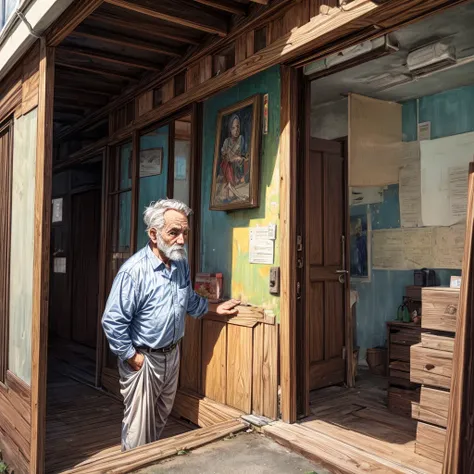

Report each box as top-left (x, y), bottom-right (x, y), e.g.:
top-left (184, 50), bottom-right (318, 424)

top-left (269, 267), bottom-right (280, 295)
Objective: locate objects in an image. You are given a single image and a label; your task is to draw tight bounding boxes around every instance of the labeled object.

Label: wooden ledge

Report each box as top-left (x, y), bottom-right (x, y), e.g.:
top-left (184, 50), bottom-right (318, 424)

top-left (205, 303), bottom-right (275, 327)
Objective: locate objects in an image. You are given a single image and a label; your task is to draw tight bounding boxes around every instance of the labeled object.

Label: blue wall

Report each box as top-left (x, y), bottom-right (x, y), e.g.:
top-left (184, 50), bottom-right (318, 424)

top-left (353, 85), bottom-right (472, 360)
top-left (200, 66), bottom-right (281, 314)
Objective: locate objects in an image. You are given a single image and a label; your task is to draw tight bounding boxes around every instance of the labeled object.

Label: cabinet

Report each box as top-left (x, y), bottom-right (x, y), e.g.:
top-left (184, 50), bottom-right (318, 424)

top-left (386, 321), bottom-right (421, 417)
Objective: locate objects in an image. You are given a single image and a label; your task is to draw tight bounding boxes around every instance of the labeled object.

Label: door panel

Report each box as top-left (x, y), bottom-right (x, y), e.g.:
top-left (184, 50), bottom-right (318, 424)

top-left (71, 190), bottom-right (101, 348)
top-left (305, 137), bottom-right (347, 392)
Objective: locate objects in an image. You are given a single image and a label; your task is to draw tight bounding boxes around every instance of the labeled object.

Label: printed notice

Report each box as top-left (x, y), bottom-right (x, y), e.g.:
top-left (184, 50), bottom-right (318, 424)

top-left (249, 228), bottom-right (274, 264)
top-left (399, 142), bottom-right (422, 227)
top-left (52, 198), bottom-right (63, 223)
top-left (449, 166), bottom-right (469, 221)
top-left (373, 229), bottom-right (404, 269)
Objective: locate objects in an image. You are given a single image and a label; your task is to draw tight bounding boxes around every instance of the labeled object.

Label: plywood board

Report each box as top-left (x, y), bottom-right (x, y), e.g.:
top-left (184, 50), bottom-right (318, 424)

top-left (226, 325), bottom-right (252, 412)
top-left (202, 320), bottom-right (227, 404)
top-left (349, 93), bottom-right (402, 187)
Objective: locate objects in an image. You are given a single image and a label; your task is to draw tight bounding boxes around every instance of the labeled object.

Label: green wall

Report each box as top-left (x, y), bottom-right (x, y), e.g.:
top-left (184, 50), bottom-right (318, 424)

top-left (200, 66), bottom-right (281, 316)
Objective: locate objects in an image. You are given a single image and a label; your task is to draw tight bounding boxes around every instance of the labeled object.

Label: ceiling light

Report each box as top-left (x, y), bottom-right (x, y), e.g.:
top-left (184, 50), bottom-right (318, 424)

top-left (407, 39), bottom-right (456, 75)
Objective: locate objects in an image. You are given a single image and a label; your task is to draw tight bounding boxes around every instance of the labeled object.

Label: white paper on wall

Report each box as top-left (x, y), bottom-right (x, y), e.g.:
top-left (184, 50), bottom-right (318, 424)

top-left (420, 131), bottom-right (474, 226)
top-left (372, 225), bottom-right (465, 270)
top-left (372, 229), bottom-right (404, 269)
top-left (399, 141), bottom-right (422, 227)
top-left (433, 224), bottom-right (466, 269)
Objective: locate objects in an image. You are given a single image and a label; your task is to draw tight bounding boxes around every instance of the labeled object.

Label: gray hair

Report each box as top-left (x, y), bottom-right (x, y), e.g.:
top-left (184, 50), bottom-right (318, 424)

top-left (143, 199), bottom-right (192, 232)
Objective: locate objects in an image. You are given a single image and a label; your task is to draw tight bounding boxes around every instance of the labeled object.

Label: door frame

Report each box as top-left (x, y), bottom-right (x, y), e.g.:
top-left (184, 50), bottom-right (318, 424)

top-left (282, 69), bottom-right (352, 420)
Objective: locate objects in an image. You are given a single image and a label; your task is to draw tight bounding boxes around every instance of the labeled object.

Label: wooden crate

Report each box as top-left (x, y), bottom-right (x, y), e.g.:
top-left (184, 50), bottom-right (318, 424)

top-left (421, 287), bottom-right (459, 333)
top-left (415, 422), bottom-right (446, 463)
top-left (421, 332), bottom-right (454, 353)
top-left (412, 386), bottom-right (450, 428)
top-left (410, 343), bottom-right (453, 390)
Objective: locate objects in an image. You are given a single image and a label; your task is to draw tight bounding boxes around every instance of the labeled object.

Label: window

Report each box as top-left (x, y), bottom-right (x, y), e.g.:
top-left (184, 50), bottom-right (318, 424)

top-left (0, 119), bottom-right (13, 383)
top-left (1, 0), bottom-right (20, 32)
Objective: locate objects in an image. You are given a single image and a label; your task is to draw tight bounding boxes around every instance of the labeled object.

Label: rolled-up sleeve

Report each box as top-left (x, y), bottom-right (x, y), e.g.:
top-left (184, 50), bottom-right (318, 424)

top-left (184, 263), bottom-right (208, 318)
top-left (101, 271), bottom-right (138, 361)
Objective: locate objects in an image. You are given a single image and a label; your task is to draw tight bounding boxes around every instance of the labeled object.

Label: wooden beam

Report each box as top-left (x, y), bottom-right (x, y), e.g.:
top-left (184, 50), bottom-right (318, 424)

top-left (71, 27), bottom-right (182, 57)
top-left (88, 10), bottom-right (201, 45)
top-left (104, 0), bottom-right (228, 36)
top-left (56, 62), bottom-right (136, 81)
top-left (250, 0), bottom-right (268, 3)
top-left (55, 85), bottom-right (113, 98)
top-left (54, 90), bottom-right (109, 105)
top-left (193, 0), bottom-right (247, 15)
top-left (58, 46), bottom-right (162, 71)
top-left (46, 0), bottom-right (104, 46)
top-left (279, 65), bottom-right (298, 423)
top-left (30, 39), bottom-right (54, 474)
top-left (443, 162), bottom-right (474, 473)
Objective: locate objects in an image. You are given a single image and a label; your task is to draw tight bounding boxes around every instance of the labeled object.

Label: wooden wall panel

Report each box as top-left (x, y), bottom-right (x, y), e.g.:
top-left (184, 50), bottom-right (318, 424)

top-left (137, 90), bottom-right (154, 116)
top-left (0, 372), bottom-right (31, 474)
top-left (180, 316), bottom-right (202, 393)
top-left (263, 324), bottom-right (278, 419)
top-left (226, 325), bottom-right (252, 412)
top-left (21, 43), bottom-right (40, 116)
top-left (202, 320), bottom-right (227, 404)
top-left (252, 323), bottom-right (264, 415)
top-left (162, 78), bottom-right (175, 104)
top-left (186, 64), bottom-right (201, 91)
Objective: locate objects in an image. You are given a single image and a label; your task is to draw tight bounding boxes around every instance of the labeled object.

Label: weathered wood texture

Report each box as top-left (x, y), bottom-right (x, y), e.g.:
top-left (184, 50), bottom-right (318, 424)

top-left (279, 65), bottom-right (298, 423)
top-left (0, 372), bottom-right (31, 474)
top-left (179, 306), bottom-right (278, 419)
top-left (264, 370), bottom-right (442, 474)
top-left (416, 422), bottom-right (446, 464)
top-left (422, 288), bottom-right (459, 333)
top-left (410, 343), bottom-right (453, 390)
top-left (444, 163), bottom-right (474, 474)
top-left (31, 41), bottom-right (55, 474)
top-left (412, 387), bottom-right (450, 428)
top-left (45, 368), bottom-right (195, 473)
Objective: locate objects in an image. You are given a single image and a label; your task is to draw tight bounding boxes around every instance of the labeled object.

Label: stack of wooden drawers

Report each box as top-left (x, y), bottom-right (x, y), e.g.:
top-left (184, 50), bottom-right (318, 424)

top-left (410, 287), bottom-right (459, 463)
top-left (386, 321), bottom-right (421, 416)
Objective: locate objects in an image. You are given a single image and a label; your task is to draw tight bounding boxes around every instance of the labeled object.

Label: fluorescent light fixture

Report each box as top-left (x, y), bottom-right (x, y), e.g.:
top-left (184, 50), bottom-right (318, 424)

top-left (407, 39), bottom-right (456, 75)
top-left (364, 72), bottom-right (412, 89)
top-left (304, 35), bottom-right (398, 79)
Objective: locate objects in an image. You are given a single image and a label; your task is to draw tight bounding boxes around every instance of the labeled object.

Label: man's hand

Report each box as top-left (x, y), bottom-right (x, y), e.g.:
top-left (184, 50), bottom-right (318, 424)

top-left (127, 352), bottom-right (145, 371)
top-left (216, 299), bottom-right (240, 316)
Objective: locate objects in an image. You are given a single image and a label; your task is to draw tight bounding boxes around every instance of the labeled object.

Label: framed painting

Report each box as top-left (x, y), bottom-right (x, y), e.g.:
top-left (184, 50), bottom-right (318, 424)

top-left (139, 147), bottom-right (163, 178)
top-left (350, 211), bottom-right (371, 281)
top-left (210, 95), bottom-right (262, 211)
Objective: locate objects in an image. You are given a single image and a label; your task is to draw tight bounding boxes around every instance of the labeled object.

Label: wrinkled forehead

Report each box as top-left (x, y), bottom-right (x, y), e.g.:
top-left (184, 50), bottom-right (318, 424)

top-left (163, 209), bottom-right (189, 230)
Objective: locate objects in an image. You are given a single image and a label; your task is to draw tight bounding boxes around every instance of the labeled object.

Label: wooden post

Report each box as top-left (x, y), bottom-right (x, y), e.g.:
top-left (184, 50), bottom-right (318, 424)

top-left (279, 65), bottom-right (298, 423)
top-left (31, 39), bottom-right (55, 474)
top-left (443, 162), bottom-right (474, 473)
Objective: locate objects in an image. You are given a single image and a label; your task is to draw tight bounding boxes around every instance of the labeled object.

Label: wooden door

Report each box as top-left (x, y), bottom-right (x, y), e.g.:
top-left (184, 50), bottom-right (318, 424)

top-left (304, 137), bottom-right (348, 391)
top-left (71, 189), bottom-right (101, 348)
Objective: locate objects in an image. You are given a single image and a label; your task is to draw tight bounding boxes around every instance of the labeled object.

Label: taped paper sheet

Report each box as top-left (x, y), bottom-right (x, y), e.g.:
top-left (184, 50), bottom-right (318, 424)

top-left (350, 187), bottom-right (384, 206)
top-left (349, 93), bottom-right (402, 187)
top-left (399, 142), bottom-right (422, 227)
top-left (373, 225), bottom-right (465, 270)
top-left (420, 131), bottom-right (474, 226)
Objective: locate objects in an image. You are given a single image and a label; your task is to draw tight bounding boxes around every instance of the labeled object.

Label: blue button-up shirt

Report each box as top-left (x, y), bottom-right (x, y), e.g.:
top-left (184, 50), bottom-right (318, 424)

top-left (102, 244), bottom-right (208, 361)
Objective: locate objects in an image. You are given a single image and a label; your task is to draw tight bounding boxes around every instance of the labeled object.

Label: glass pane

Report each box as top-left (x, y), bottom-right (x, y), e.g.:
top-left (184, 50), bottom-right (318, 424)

top-left (9, 109), bottom-right (37, 384)
top-left (136, 125), bottom-right (169, 249)
top-left (119, 141), bottom-right (132, 190)
top-left (110, 191), bottom-right (132, 254)
top-left (173, 116), bottom-right (192, 206)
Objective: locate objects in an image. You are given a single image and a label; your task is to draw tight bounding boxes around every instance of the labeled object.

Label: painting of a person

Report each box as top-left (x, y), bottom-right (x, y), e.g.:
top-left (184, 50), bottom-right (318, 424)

top-left (219, 113), bottom-right (249, 201)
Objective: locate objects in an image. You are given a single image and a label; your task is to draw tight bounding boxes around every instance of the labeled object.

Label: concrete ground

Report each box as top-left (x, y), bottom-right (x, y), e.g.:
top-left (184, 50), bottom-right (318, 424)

top-left (134, 430), bottom-right (330, 474)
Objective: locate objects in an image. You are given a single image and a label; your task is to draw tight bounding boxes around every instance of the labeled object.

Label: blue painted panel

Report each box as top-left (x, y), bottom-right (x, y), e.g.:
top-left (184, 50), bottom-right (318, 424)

top-left (200, 66), bottom-right (281, 311)
top-left (136, 126), bottom-right (169, 249)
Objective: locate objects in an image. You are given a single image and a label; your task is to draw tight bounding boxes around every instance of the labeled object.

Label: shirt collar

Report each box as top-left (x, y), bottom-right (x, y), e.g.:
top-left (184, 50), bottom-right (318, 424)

top-left (146, 242), bottom-right (177, 273)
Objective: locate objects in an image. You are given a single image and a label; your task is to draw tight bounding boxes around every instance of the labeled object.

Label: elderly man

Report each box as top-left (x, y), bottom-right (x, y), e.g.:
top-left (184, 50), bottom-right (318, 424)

top-left (102, 199), bottom-right (239, 451)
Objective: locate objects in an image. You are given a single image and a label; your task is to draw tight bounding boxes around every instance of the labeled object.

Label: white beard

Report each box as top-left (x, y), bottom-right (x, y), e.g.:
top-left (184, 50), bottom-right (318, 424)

top-left (157, 234), bottom-right (187, 261)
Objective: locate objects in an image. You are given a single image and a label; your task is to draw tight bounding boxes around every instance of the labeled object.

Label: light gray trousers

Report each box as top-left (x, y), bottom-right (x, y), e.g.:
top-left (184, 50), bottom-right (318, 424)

top-left (118, 346), bottom-right (180, 451)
